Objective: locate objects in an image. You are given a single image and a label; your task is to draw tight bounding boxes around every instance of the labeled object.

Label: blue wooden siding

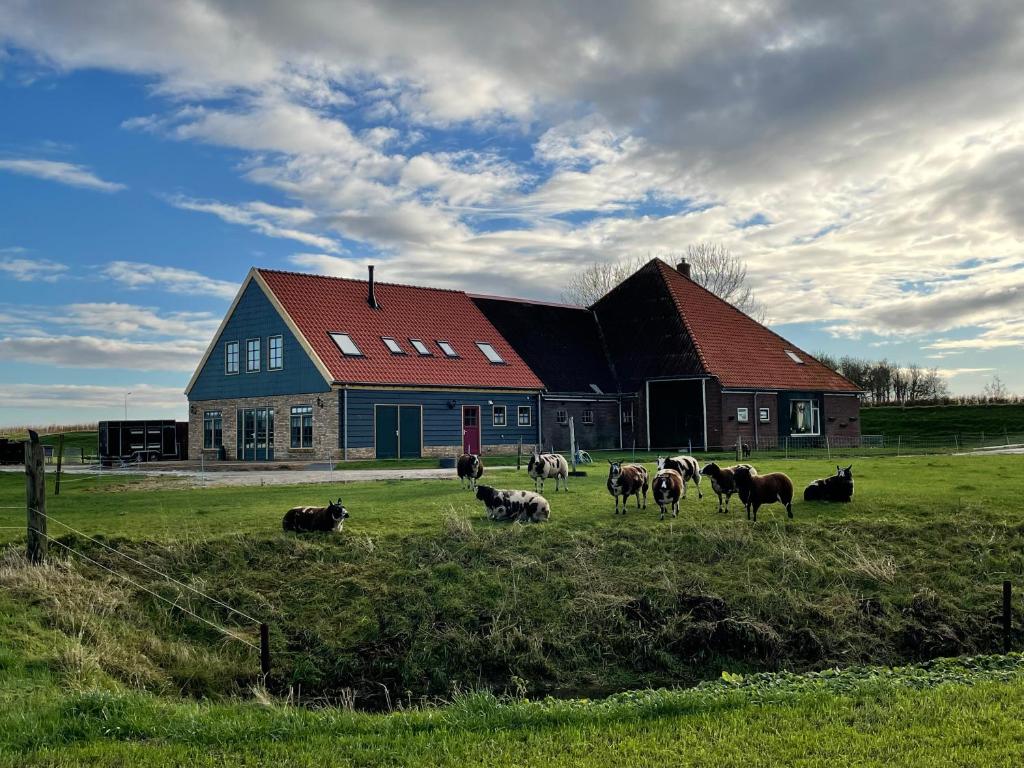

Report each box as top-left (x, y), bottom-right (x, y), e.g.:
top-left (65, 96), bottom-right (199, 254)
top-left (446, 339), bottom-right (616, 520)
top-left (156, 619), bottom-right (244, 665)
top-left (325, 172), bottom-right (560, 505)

top-left (188, 280), bottom-right (330, 400)
top-left (340, 389), bottom-right (539, 449)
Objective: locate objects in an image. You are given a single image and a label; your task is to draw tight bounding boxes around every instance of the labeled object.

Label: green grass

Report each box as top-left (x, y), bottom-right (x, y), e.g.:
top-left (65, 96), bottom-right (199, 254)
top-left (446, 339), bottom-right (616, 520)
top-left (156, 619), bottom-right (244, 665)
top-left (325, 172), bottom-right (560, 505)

top-left (862, 403), bottom-right (1024, 437)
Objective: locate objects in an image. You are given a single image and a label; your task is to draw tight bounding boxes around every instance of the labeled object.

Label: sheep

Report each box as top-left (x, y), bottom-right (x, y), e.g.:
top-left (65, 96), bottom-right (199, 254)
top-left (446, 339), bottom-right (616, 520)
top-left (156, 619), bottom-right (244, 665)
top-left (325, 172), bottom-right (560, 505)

top-left (657, 455), bottom-right (703, 499)
top-left (282, 498), bottom-right (349, 532)
top-left (527, 451), bottom-right (569, 492)
top-left (606, 460), bottom-right (649, 515)
top-left (699, 462), bottom-right (756, 514)
top-left (474, 485), bottom-right (550, 523)
top-left (803, 465), bottom-right (854, 502)
top-left (732, 466), bottom-right (794, 522)
top-left (742, 443), bottom-right (752, 459)
top-left (457, 453), bottom-right (484, 489)
top-left (652, 468), bottom-right (684, 520)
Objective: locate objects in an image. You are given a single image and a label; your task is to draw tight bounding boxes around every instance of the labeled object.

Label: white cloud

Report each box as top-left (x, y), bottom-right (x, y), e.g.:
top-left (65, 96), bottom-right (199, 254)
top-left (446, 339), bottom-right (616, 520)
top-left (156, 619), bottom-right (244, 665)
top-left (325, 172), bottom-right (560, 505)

top-left (0, 256), bottom-right (68, 282)
top-left (0, 383), bottom-right (184, 413)
top-left (102, 261), bottom-right (239, 300)
top-left (0, 334), bottom-right (205, 371)
top-left (0, 158), bottom-right (124, 192)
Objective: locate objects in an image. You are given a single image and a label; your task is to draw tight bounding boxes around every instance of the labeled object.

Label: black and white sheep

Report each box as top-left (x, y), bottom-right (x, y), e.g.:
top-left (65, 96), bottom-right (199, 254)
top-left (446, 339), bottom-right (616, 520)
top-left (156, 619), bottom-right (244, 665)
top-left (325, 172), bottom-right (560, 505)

top-left (803, 465), bottom-right (854, 502)
top-left (527, 451), bottom-right (569, 492)
top-left (457, 453), bottom-right (484, 489)
top-left (282, 499), bottom-right (349, 532)
top-left (475, 485), bottom-right (550, 523)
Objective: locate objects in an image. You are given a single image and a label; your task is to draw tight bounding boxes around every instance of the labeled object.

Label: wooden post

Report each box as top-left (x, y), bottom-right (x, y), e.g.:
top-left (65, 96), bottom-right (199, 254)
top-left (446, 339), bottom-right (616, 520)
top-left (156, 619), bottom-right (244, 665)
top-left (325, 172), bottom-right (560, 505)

top-left (1003, 581), bottom-right (1012, 653)
top-left (55, 434), bottom-right (64, 496)
top-left (25, 431), bottom-right (46, 564)
top-left (735, 437), bottom-right (741, 463)
top-left (260, 623), bottom-right (271, 674)
top-left (825, 435), bottom-right (831, 461)
top-left (516, 437), bottom-right (522, 471)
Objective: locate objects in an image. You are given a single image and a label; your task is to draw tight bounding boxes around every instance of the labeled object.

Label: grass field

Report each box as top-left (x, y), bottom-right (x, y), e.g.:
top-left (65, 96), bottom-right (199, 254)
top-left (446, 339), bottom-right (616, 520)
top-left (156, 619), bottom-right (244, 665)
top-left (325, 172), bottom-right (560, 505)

top-left (2, 452), bottom-right (1024, 764)
top-left (861, 403), bottom-right (1024, 436)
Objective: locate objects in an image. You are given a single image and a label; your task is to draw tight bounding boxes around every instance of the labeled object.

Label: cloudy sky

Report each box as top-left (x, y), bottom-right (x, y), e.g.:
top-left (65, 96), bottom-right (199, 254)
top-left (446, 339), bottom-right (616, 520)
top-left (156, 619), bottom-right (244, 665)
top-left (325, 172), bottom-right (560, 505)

top-left (1, 0), bottom-right (1022, 426)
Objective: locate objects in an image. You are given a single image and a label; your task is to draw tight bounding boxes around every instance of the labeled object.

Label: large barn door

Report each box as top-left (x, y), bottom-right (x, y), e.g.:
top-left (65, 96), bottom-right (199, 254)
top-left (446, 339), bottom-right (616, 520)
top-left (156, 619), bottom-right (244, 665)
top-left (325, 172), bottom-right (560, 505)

top-left (399, 406), bottom-right (422, 458)
top-left (647, 380), bottom-right (706, 451)
top-left (375, 405), bottom-right (399, 458)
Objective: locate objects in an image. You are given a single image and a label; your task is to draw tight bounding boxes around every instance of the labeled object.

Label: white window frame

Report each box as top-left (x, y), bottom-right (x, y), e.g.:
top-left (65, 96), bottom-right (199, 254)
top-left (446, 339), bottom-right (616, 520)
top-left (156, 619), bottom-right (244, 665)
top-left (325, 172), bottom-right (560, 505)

top-left (518, 405), bottom-right (532, 427)
top-left (329, 332), bottom-right (363, 357)
top-left (492, 405), bottom-right (507, 427)
top-left (382, 337), bottom-right (405, 355)
top-left (437, 340), bottom-right (458, 358)
top-left (789, 399), bottom-right (820, 436)
top-left (225, 340), bottom-right (239, 375)
top-left (737, 407), bottom-right (749, 423)
top-left (476, 341), bottom-right (505, 364)
top-left (268, 335), bottom-right (283, 371)
top-left (409, 338), bottom-right (431, 356)
top-left (245, 338), bottom-right (261, 373)
top-left (555, 408), bottom-right (568, 425)
top-left (582, 409), bottom-right (594, 425)
top-left (759, 407), bottom-right (771, 423)
top-left (623, 405), bottom-right (634, 424)
top-left (785, 350), bottom-right (804, 364)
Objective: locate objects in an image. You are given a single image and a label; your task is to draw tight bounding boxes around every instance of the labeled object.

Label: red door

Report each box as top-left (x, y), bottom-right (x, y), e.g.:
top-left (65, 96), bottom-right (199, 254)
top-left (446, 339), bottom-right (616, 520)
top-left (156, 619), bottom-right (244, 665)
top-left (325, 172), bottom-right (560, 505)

top-left (462, 406), bottom-right (480, 454)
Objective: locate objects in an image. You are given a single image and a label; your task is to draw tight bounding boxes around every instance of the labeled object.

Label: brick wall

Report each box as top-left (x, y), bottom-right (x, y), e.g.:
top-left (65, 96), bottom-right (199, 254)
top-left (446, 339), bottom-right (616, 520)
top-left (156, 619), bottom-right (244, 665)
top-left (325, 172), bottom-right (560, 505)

top-left (720, 392), bottom-right (779, 450)
top-left (540, 399), bottom-right (621, 452)
top-left (824, 394), bottom-right (861, 442)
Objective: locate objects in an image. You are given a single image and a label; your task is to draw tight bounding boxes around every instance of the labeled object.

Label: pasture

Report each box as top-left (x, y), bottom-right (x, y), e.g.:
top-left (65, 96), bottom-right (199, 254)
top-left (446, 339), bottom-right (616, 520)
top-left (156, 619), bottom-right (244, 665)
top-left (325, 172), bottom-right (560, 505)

top-left (2, 452), bottom-right (1024, 764)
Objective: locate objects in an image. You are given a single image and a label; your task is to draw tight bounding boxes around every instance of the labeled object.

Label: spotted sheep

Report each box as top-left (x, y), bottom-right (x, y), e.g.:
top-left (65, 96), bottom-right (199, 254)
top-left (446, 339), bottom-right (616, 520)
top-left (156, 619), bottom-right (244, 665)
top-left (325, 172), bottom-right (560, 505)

top-left (282, 498), bottom-right (349, 532)
top-left (652, 467), bottom-right (684, 520)
top-left (457, 453), bottom-right (484, 489)
top-left (699, 462), bottom-right (756, 514)
top-left (803, 465), bottom-right (854, 502)
top-left (527, 451), bottom-right (569, 492)
top-left (732, 466), bottom-right (794, 522)
top-left (657, 455), bottom-right (703, 500)
top-left (606, 460), bottom-right (649, 515)
top-left (474, 485), bottom-right (550, 523)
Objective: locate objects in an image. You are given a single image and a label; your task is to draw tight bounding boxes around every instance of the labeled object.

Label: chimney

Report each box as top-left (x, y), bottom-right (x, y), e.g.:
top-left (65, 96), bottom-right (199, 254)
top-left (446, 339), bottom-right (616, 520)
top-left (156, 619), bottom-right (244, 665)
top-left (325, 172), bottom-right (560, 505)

top-left (677, 259), bottom-right (692, 279)
top-left (367, 265), bottom-right (380, 309)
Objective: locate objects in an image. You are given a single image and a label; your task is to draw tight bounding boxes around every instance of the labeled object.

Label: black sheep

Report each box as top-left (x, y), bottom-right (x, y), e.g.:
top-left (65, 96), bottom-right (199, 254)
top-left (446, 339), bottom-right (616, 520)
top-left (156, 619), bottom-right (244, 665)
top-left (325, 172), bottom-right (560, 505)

top-left (282, 498), bottom-right (349, 532)
top-left (803, 465), bottom-right (854, 502)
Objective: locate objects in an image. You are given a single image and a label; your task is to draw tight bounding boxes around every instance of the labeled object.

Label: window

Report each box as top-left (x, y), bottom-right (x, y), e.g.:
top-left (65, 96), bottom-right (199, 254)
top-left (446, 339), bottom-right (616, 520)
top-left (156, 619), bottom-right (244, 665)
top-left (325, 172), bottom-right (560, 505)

top-left (476, 342), bottom-right (504, 364)
top-left (268, 335), bottom-right (283, 370)
top-left (759, 407), bottom-right (771, 423)
top-left (737, 407), bottom-right (749, 423)
top-left (555, 408), bottom-right (568, 425)
top-left (203, 411), bottom-right (222, 449)
top-left (409, 338), bottom-right (431, 356)
top-left (225, 341), bottom-right (239, 375)
top-left (789, 399), bottom-right (820, 436)
top-left (582, 409), bottom-right (594, 425)
top-left (382, 337), bottom-right (405, 355)
top-left (290, 405), bottom-right (314, 448)
top-left (437, 340), bottom-right (458, 357)
top-left (590, 384), bottom-right (604, 394)
top-left (329, 332), bottom-right (362, 356)
top-left (492, 405), bottom-right (507, 426)
top-left (623, 405), bottom-right (634, 425)
top-left (785, 350), bottom-right (804, 364)
top-left (246, 338), bottom-right (261, 372)
top-left (518, 406), bottom-right (532, 426)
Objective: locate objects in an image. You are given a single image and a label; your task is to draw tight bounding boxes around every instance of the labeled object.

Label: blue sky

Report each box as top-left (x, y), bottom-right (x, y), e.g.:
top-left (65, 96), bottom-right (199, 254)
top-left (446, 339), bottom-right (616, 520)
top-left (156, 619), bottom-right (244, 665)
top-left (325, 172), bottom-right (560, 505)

top-left (1, 1), bottom-right (1022, 426)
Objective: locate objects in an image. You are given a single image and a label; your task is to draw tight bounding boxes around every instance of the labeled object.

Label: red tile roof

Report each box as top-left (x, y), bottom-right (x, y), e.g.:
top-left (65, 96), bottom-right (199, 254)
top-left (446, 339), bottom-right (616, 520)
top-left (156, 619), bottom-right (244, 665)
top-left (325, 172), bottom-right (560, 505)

top-left (652, 260), bottom-right (861, 392)
top-left (257, 269), bottom-right (543, 389)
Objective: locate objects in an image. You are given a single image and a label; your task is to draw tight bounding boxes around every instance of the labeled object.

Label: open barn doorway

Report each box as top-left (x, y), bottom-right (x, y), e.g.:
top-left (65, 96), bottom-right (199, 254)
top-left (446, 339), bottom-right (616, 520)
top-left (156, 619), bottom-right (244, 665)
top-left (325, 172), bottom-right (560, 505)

top-left (647, 379), bottom-right (706, 451)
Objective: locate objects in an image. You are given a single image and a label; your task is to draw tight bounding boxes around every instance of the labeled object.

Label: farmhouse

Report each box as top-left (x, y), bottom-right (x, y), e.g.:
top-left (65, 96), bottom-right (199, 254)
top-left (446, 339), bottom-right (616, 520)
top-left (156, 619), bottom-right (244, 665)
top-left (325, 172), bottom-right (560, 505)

top-left (186, 259), bottom-right (860, 460)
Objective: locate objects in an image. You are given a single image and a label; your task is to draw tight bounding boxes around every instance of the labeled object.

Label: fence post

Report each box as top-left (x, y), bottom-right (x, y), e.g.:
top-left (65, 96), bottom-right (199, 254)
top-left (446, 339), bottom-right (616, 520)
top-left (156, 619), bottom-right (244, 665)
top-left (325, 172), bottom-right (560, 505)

top-left (25, 431), bottom-right (46, 565)
top-left (260, 623), bottom-right (271, 674)
top-left (1004, 581), bottom-right (1012, 653)
top-left (55, 434), bottom-right (64, 496)
top-left (825, 435), bottom-right (831, 461)
top-left (735, 437), bottom-right (741, 463)
top-left (954, 434), bottom-right (959, 452)
top-left (897, 435), bottom-right (901, 457)
top-left (516, 437), bottom-right (522, 471)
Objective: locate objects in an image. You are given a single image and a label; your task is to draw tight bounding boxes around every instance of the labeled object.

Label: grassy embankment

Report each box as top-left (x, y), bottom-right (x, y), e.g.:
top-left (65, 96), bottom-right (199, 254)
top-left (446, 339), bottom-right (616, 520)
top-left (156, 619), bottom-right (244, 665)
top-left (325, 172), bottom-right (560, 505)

top-left (861, 403), bottom-right (1024, 436)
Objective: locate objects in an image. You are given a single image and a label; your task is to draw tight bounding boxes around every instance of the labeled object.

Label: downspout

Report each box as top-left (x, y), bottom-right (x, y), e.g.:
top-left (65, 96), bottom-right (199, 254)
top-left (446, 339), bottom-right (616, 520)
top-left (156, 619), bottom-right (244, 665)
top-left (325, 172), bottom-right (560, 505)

top-left (645, 380), bottom-right (652, 451)
top-left (537, 392), bottom-right (543, 452)
top-left (618, 396), bottom-right (623, 451)
top-left (701, 378), bottom-right (708, 451)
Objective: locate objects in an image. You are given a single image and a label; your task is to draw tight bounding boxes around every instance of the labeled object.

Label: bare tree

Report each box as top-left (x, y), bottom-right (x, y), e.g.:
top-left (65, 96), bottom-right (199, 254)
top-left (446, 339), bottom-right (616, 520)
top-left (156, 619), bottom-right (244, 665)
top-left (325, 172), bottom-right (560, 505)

top-left (982, 374), bottom-right (1009, 401)
top-left (561, 243), bottom-right (766, 321)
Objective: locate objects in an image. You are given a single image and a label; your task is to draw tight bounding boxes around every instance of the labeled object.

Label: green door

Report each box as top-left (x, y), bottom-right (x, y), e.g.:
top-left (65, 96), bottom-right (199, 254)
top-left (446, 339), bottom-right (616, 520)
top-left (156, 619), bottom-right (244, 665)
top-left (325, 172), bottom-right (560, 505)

top-left (399, 406), bottom-right (422, 458)
top-left (375, 405), bottom-right (399, 458)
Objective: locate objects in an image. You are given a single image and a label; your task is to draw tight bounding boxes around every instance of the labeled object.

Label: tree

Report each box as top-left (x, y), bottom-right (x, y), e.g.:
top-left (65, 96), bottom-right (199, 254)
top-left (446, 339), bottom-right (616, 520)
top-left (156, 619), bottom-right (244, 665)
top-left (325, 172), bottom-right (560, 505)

top-left (982, 375), bottom-right (1009, 401)
top-left (561, 243), bottom-right (766, 321)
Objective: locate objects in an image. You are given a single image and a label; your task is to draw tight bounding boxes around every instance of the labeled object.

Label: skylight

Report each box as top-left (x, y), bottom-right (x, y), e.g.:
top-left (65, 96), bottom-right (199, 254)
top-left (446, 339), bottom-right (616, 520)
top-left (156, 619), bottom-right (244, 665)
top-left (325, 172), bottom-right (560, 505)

top-left (409, 339), bottom-right (431, 356)
top-left (590, 383), bottom-right (604, 394)
top-left (382, 337), bottom-right (405, 354)
top-left (785, 350), bottom-right (804, 364)
top-left (437, 340), bottom-right (458, 357)
top-left (476, 342), bottom-right (504, 364)
top-left (329, 332), bottom-right (362, 356)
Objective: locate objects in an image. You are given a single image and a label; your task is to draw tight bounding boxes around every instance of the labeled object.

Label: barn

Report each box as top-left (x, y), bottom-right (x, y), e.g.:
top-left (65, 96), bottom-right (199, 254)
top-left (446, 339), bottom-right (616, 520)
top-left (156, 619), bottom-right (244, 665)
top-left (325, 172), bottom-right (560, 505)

top-left (185, 259), bottom-right (860, 461)
top-left (185, 267), bottom-right (543, 461)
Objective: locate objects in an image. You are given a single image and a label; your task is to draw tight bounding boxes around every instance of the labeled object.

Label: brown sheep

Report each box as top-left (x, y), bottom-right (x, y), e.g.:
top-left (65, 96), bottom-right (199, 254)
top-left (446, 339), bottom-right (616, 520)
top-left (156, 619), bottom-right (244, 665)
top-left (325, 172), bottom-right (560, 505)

top-left (699, 462), bottom-right (755, 514)
top-left (457, 453), bottom-right (484, 489)
top-left (732, 466), bottom-right (794, 522)
top-left (607, 460), bottom-right (649, 515)
top-left (652, 468), bottom-right (683, 520)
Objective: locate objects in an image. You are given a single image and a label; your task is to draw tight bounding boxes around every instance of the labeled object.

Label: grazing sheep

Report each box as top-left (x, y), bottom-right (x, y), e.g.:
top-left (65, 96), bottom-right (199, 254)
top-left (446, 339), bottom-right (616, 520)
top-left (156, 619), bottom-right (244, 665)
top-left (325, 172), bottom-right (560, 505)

top-left (474, 485), bottom-right (550, 523)
top-left (652, 468), bottom-right (684, 520)
top-left (732, 466), bottom-right (794, 522)
top-left (699, 462), bottom-right (756, 514)
top-left (803, 465), bottom-right (854, 502)
top-left (282, 498), bottom-right (349, 532)
top-left (457, 453), bottom-right (484, 489)
top-left (657, 455), bottom-right (703, 499)
top-left (606, 460), bottom-right (649, 515)
top-left (527, 451), bottom-right (569, 492)
top-left (742, 443), bottom-right (752, 459)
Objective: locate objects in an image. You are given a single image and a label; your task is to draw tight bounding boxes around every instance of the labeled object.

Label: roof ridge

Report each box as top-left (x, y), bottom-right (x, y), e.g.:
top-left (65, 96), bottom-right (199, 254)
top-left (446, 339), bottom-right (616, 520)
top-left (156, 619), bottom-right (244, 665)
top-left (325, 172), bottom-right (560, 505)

top-left (470, 292), bottom-right (590, 310)
top-left (256, 267), bottom-right (468, 295)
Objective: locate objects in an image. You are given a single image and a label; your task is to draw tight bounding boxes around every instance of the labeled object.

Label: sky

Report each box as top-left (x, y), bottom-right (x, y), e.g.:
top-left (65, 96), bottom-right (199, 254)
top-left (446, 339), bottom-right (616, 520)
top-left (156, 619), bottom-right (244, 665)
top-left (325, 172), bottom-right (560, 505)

top-left (1, 1), bottom-right (1022, 427)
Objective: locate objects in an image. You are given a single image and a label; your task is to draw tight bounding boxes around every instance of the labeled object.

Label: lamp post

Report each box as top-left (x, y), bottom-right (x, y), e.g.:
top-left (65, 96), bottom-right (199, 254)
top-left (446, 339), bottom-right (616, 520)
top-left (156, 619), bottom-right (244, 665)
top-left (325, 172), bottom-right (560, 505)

top-left (124, 391), bottom-right (132, 421)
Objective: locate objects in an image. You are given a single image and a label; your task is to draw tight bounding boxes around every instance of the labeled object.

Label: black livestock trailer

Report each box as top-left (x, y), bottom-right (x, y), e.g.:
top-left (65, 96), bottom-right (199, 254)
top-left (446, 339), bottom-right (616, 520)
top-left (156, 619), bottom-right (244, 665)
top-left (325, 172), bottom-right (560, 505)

top-left (98, 420), bottom-right (188, 466)
top-left (0, 437), bottom-right (25, 465)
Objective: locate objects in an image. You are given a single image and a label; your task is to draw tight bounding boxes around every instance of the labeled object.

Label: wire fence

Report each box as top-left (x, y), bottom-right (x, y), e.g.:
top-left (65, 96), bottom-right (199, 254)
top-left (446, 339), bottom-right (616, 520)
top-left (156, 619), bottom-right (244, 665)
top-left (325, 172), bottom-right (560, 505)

top-left (726, 431), bottom-right (1024, 460)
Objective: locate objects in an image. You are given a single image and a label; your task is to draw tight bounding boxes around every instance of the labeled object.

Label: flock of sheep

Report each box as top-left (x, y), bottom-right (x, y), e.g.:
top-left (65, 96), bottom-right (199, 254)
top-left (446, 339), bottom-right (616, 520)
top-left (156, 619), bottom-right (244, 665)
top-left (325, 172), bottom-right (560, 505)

top-left (279, 451), bottom-right (855, 532)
